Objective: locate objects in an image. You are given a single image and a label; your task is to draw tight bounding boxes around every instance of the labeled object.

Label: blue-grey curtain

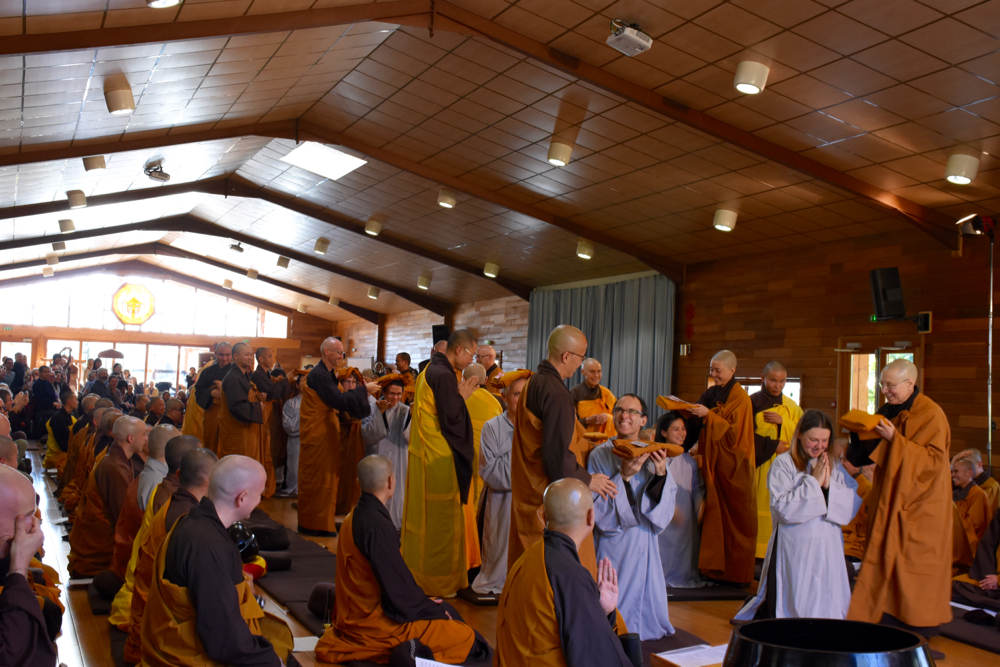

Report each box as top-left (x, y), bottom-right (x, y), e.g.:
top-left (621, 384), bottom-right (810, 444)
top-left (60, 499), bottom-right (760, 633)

top-left (526, 274), bottom-right (676, 421)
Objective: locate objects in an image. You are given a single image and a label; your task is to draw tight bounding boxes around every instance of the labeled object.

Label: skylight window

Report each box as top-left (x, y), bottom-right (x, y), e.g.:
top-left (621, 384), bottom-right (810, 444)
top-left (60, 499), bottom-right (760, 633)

top-left (279, 142), bottom-right (367, 181)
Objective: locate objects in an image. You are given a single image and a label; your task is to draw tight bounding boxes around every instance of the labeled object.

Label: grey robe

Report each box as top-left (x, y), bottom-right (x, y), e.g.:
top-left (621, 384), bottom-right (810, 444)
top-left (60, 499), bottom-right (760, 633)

top-left (735, 452), bottom-right (861, 620)
top-left (361, 396), bottom-right (410, 529)
top-left (658, 452), bottom-right (706, 588)
top-left (589, 440), bottom-right (677, 640)
top-left (471, 412), bottom-right (513, 594)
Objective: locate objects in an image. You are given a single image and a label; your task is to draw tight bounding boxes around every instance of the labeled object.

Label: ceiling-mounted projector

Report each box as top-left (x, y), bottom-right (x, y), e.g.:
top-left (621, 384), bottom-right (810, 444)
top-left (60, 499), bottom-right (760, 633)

top-left (607, 20), bottom-right (651, 57)
top-left (144, 163), bottom-right (170, 182)
top-left (230, 242), bottom-right (244, 253)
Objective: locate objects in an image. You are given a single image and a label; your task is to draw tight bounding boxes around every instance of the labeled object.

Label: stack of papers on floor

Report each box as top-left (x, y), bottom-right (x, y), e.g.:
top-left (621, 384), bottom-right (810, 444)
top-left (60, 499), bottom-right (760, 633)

top-left (652, 644), bottom-right (728, 667)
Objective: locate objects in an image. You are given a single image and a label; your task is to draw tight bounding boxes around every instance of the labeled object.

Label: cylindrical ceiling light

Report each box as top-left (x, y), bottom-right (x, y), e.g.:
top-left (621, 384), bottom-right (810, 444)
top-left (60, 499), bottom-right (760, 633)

top-left (297, 303), bottom-right (307, 313)
top-left (277, 256), bottom-right (290, 268)
top-left (66, 190), bottom-right (87, 209)
top-left (82, 156), bottom-right (106, 171)
top-left (59, 219), bottom-right (75, 233)
top-left (946, 152), bottom-right (980, 185)
top-left (42, 267), bottom-right (54, 278)
top-left (484, 262), bottom-right (500, 278)
top-left (417, 274), bottom-right (431, 290)
top-left (713, 208), bottom-right (738, 232)
top-left (734, 61), bottom-right (769, 95)
top-left (328, 296), bottom-right (340, 306)
top-left (314, 238), bottom-right (330, 254)
top-left (104, 81), bottom-right (135, 115)
top-left (146, 0), bottom-right (182, 7)
top-left (365, 216), bottom-right (383, 236)
top-left (222, 279), bottom-right (233, 290)
top-left (367, 286), bottom-right (380, 300)
top-left (46, 255), bottom-right (59, 266)
top-left (437, 188), bottom-right (457, 208)
top-left (576, 240), bottom-right (595, 259)
top-left (547, 141), bottom-right (573, 167)
top-left (52, 241), bottom-right (66, 251)
top-left (247, 269), bottom-right (258, 280)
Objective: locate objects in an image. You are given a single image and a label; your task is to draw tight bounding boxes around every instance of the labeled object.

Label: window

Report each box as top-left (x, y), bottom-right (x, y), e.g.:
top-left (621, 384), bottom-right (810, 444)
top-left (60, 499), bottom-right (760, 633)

top-left (46, 340), bottom-right (78, 362)
top-left (737, 377), bottom-right (802, 407)
top-left (0, 342), bottom-right (32, 364)
top-left (261, 311), bottom-right (288, 339)
top-left (114, 343), bottom-right (148, 388)
top-left (148, 345), bottom-right (180, 391)
top-left (180, 347), bottom-right (209, 387)
top-left (194, 291), bottom-right (228, 336)
top-left (226, 299), bottom-right (258, 338)
top-left (81, 342), bottom-right (115, 365)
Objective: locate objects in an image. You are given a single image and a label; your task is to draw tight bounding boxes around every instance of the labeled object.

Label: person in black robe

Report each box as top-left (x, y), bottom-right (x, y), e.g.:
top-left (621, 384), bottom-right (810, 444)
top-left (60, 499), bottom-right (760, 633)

top-left (47, 390), bottom-right (77, 455)
top-left (222, 344), bottom-right (263, 426)
top-left (156, 399), bottom-right (185, 429)
top-left (0, 465), bottom-right (58, 667)
top-left (129, 395), bottom-right (149, 421)
top-left (194, 343), bottom-right (234, 413)
top-left (158, 456), bottom-right (280, 666)
top-left (250, 348), bottom-right (288, 484)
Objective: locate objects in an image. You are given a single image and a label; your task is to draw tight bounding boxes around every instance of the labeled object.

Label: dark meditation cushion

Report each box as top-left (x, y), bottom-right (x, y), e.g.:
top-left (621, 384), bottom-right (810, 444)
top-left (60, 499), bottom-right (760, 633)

top-left (251, 525), bottom-right (291, 551)
top-left (307, 582), bottom-right (336, 620)
top-left (40, 597), bottom-right (62, 641)
top-left (964, 609), bottom-right (996, 626)
top-left (93, 569), bottom-right (124, 600)
top-left (260, 551), bottom-right (292, 572)
top-left (388, 638), bottom-right (434, 667)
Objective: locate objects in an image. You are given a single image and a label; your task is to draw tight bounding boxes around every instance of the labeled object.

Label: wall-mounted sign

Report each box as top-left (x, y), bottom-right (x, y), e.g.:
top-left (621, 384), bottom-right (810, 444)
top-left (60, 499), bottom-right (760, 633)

top-left (112, 284), bottom-right (155, 325)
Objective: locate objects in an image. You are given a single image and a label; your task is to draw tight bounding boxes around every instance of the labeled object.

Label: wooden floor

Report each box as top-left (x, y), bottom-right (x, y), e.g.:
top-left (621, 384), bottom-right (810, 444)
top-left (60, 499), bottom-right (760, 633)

top-left (29, 448), bottom-right (994, 666)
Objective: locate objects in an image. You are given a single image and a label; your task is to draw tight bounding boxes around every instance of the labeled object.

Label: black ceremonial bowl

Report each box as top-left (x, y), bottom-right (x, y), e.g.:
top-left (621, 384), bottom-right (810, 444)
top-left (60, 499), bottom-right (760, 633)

top-left (724, 619), bottom-right (934, 667)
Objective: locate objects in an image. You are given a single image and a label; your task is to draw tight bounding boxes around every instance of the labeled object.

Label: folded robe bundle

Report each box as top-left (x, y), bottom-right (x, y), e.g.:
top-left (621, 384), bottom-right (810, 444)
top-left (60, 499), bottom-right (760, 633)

top-left (839, 410), bottom-right (884, 440)
top-left (377, 372), bottom-right (415, 402)
top-left (656, 396), bottom-right (699, 412)
top-left (488, 369), bottom-right (532, 391)
top-left (336, 367), bottom-right (366, 385)
top-left (583, 431), bottom-right (609, 442)
top-left (611, 440), bottom-right (684, 460)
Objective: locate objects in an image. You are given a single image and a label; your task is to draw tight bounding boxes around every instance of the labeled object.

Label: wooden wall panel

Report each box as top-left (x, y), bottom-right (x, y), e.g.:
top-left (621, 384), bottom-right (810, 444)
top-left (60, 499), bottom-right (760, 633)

top-left (676, 230), bottom-right (996, 471)
top-left (283, 312), bottom-right (333, 370)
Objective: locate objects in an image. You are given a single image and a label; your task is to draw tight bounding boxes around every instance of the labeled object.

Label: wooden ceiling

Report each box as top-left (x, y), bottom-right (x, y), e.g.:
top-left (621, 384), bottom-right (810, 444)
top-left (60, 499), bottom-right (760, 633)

top-left (0, 0), bottom-right (997, 321)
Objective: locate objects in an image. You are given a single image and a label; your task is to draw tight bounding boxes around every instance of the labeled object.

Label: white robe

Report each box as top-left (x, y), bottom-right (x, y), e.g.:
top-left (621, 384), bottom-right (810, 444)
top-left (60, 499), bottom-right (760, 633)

top-left (735, 452), bottom-right (861, 621)
top-left (658, 452), bottom-right (706, 588)
top-left (361, 397), bottom-right (411, 529)
top-left (589, 440), bottom-right (678, 640)
top-left (471, 412), bottom-right (513, 594)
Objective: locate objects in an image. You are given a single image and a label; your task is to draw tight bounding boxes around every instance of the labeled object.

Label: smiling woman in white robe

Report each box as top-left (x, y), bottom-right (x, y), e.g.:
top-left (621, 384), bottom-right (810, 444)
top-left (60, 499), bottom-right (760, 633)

top-left (361, 380), bottom-right (411, 529)
top-left (655, 411), bottom-right (706, 588)
top-left (589, 394), bottom-right (678, 641)
top-left (735, 409), bottom-right (861, 621)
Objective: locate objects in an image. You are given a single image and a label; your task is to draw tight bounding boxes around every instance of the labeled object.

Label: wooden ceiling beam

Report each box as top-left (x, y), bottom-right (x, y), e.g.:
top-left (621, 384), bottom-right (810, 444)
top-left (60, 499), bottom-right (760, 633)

top-left (224, 175), bottom-right (535, 300)
top-left (0, 259), bottom-right (296, 317)
top-left (0, 1), bottom-right (431, 56)
top-left (0, 179), bottom-right (226, 222)
top-left (297, 121), bottom-right (686, 283)
top-left (436, 1), bottom-right (960, 251)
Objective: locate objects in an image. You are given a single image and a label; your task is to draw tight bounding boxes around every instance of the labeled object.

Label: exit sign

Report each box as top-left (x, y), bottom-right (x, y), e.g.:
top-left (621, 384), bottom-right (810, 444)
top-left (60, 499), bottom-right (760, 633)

top-left (2, 326), bottom-right (10, 330)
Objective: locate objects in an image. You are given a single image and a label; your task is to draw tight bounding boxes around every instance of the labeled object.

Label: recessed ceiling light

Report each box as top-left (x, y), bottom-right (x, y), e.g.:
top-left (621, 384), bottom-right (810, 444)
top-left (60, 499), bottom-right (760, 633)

top-left (329, 296), bottom-right (340, 306)
top-left (365, 216), bottom-right (383, 236)
top-left (277, 256), bottom-right (290, 269)
top-left (314, 238), bottom-right (330, 254)
top-left (418, 274), bottom-right (431, 290)
top-left (247, 269), bottom-right (258, 280)
top-left (42, 267), bottom-right (54, 278)
top-left (548, 141), bottom-right (573, 167)
top-left (280, 142), bottom-right (367, 181)
top-left (734, 61), bottom-right (769, 95)
top-left (713, 209), bottom-right (737, 232)
top-left (82, 156), bottom-right (106, 171)
top-left (576, 240), bottom-right (594, 259)
top-left (46, 255), bottom-right (59, 266)
top-left (297, 303), bottom-right (307, 313)
top-left (484, 262), bottom-right (500, 278)
top-left (59, 219), bottom-right (75, 233)
top-left (438, 189), bottom-right (457, 208)
top-left (946, 152), bottom-right (980, 185)
top-left (222, 279), bottom-right (233, 290)
top-left (104, 81), bottom-right (135, 115)
top-left (67, 191), bottom-right (87, 209)
top-left (52, 241), bottom-right (65, 252)
top-left (368, 286), bottom-right (380, 300)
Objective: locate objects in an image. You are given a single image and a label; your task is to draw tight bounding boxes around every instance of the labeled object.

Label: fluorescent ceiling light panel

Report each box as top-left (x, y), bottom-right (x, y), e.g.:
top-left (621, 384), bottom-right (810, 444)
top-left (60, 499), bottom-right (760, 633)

top-left (280, 142), bottom-right (367, 181)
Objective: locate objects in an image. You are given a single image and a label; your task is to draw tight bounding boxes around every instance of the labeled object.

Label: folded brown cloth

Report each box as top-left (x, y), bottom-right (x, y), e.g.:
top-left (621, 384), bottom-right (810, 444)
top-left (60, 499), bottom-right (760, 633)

top-left (336, 367), bottom-right (366, 385)
top-left (656, 396), bottom-right (698, 412)
top-left (611, 440), bottom-right (684, 459)
top-left (583, 431), bottom-right (609, 442)
top-left (488, 369), bottom-right (532, 391)
top-left (839, 410), bottom-right (883, 440)
top-left (378, 373), bottom-right (414, 388)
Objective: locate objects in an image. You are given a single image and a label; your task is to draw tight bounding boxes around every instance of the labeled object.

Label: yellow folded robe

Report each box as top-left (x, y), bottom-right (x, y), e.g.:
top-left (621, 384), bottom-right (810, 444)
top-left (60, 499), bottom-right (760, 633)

top-left (611, 440), bottom-right (684, 459)
top-left (656, 396), bottom-right (698, 412)
top-left (839, 410), bottom-right (884, 439)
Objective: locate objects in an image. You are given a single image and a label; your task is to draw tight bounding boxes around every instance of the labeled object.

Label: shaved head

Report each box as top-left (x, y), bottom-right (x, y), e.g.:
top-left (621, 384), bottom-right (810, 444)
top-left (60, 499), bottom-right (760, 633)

top-left (208, 455), bottom-right (266, 509)
top-left (165, 435), bottom-right (203, 474)
top-left (882, 358), bottom-right (917, 382)
top-left (709, 350), bottom-right (738, 387)
top-left (582, 358), bottom-right (601, 372)
top-left (321, 337), bottom-right (343, 354)
top-left (80, 394), bottom-right (99, 414)
top-left (543, 478), bottom-right (593, 531)
top-left (0, 435), bottom-right (17, 467)
top-left (0, 415), bottom-right (9, 438)
top-left (433, 340), bottom-right (448, 354)
top-left (357, 455), bottom-right (394, 494)
top-left (102, 410), bottom-right (124, 435)
top-left (113, 416), bottom-right (147, 456)
top-left (165, 398), bottom-right (183, 412)
top-left (763, 360), bottom-right (786, 376)
top-left (547, 325), bottom-right (587, 358)
top-left (953, 448), bottom-right (985, 474)
top-left (92, 407), bottom-right (107, 430)
top-left (179, 449), bottom-right (218, 489)
top-left (95, 398), bottom-right (115, 409)
top-left (463, 363), bottom-right (487, 386)
top-left (447, 329), bottom-right (477, 354)
top-left (712, 350), bottom-right (737, 369)
top-left (147, 424), bottom-right (181, 460)
top-left (953, 457), bottom-right (975, 472)
top-left (0, 464), bottom-right (36, 559)
top-left (880, 358), bottom-right (917, 405)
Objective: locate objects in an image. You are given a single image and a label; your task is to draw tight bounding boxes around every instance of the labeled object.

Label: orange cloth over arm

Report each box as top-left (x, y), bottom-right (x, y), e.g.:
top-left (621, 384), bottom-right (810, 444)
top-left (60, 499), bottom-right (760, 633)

top-left (843, 473), bottom-right (873, 560)
top-left (847, 393), bottom-right (953, 628)
top-left (335, 418), bottom-right (365, 515)
top-left (697, 382), bottom-right (757, 584)
top-left (110, 477), bottom-right (145, 580)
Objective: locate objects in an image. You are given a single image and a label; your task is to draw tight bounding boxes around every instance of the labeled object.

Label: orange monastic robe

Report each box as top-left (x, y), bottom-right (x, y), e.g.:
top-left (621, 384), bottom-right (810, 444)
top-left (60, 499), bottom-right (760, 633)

top-left (181, 362), bottom-right (211, 443)
top-left (67, 447), bottom-right (124, 577)
top-left (335, 417), bottom-right (365, 515)
top-left (61, 433), bottom-right (97, 513)
top-left (696, 381), bottom-right (757, 584)
top-left (981, 477), bottom-right (1000, 517)
top-left (124, 497), bottom-right (177, 664)
top-left (218, 381), bottom-right (274, 497)
top-left (110, 477), bottom-right (145, 580)
top-left (847, 392), bottom-right (953, 628)
top-left (954, 484), bottom-right (992, 572)
top-left (843, 473), bottom-right (873, 561)
top-left (57, 423), bottom-right (90, 496)
top-left (315, 506), bottom-right (476, 664)
top-left (575, 385), bottom-right (618, 441)
top-left (298, 379), bottom-right (343, 533)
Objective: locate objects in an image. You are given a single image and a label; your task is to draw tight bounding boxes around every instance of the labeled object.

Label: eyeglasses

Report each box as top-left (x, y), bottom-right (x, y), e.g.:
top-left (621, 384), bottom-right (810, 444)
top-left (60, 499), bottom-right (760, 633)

top-left (612, 407), bottom-right (644, 417)
top-left (565, 351), bottom-right (586, 360)
top-left (878, 379), bottom-right (913, 390)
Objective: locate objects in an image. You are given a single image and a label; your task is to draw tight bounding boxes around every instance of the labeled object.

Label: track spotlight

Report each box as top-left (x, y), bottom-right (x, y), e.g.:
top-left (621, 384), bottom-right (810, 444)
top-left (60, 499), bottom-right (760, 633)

top-left (365, 216), bottom-right (383, 236)
top-left (484, 262), bottom-right (500, 278)
top-left (46, 255), bottom-right (58, 266)
top-left (946, 152), bottom-right (980, 185)
top-left (82, 156), bottom-right (106, 171)
top-left (437, 189), bottom-right (457, 208)
top-left (59, 219), bottom-right (75, 233)
top-left (297, 304), bottom-right (307, 313)
top-left (222, 279), bottom-right (233, 290)
top-left (576, 240), bottom-right (594, 259)
top-left (52, 241), bottom-right (65, 252)
top-left (42, 267), bottom-right (54, 277)
top-left (247, 269), bottom-right (258, 280)
top-left (104, 81), bottom-right (135, 115)
top-left (734, 61), bottom-right (769, 94)
top-left (277, 256), bottom-right (290, 269)
top-left (67, 191), bottom-right (87, 209)
top-left (713, 209), bottom-right (737, 232)
top-left (144, 164), bottom-right (170, 182)
top-left (368, 286), bottom-right (380, 300)
top-left (329, 296), bottom-right (340, 306)
top-left (314, 238), bottom-right (330, 254)
top-left (548, 141), bottom-right (573, 167)
top-left (418, 274), bottom-right (431, 290)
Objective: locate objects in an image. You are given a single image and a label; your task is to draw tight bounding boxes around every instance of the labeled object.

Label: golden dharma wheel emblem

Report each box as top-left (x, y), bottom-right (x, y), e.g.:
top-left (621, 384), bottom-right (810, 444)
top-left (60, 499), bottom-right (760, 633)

top-left (112, 283), bottom-right (155, 325)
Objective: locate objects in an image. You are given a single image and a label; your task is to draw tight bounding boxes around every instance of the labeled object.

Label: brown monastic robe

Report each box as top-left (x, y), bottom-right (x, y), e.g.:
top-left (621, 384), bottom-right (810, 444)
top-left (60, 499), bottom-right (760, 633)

top-left (954, 483), bottom-right (992, 572)
top-left (110, 477), bottom-right (145, 580)
top-left (218, 368), bottom-right (273, 497)
top-left (0, 573), bottom-right (58, 667)
top-left (61, 433), bottom-right (98, 513)
top-left (335, 416), bottom-right (365, 515)
top-left (843, 472), bottom-right (873, 561)
top-left (68, 444), bottom-right (136, 577)
top-left (57, 421), bottom-right (90, 497)
top-left (846, 391), bottom-right (952, 629)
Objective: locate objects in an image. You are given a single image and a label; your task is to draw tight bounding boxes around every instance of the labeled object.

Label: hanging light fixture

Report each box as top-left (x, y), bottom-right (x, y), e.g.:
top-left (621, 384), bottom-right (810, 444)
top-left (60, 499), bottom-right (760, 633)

top-left (314, 238), bottom-right (330, 254)
top-left (734, 61), bottom-right (769, 94)
top-left (946, 152), bottom-right (980, 185)
top-left (437, 189), bottom-right (457, 208)
top-left (42, 267), bottom-right (54, 278)
top-left (297, 304), bottom-right (307, 313)
top-left (713, 209), bottom-right (738, 232)
top-left (417, 274), bottom-right (431, 290)
top-left (46, 255), bottom-right (59, 266)
top-left (365, 216), bottom-right (383, 236)
top-left (576, 240), bottom-right (595, 259)
top-left (82, 156), bottom-right (106, 171)
top-left (277, 256), bottom-right (290, 268)
top-left (484, 262), bottom-right (500, 278)
top-left (104, 80), bottom-right (135, 115)
top-left (328, 296), bottom-right (340, 306)
top-left (146, 0), bottom-right (182, 7)
top-left (547, 140), bottom-right (573, 167)
top-left (368, 286), bottom-right (380, 300)
top-left (222, 279), bottom-right (233, 290)
top-left (58, 219), bottom-right (75, 233)
top-left (247, 269), bottom-right (258, 280)
top-left (52, 241), bottom-right (65, 251)
top-left (66, 191), bottom-right (87, 209)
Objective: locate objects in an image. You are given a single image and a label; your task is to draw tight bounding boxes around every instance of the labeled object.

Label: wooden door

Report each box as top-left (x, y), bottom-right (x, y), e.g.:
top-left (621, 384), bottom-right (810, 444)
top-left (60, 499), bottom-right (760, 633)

top-left (836, 334), bottom-right (924, 420)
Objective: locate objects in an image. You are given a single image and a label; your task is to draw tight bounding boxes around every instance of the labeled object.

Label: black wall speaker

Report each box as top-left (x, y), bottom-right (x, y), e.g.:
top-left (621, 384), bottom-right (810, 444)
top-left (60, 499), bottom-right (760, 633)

top-left (870, 268), bottom-right (906, 321)
top-left (431, 325), bottom-right (450, 344)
